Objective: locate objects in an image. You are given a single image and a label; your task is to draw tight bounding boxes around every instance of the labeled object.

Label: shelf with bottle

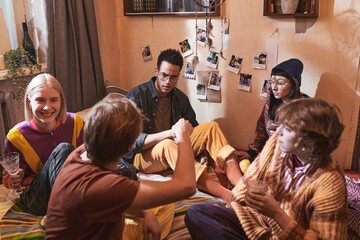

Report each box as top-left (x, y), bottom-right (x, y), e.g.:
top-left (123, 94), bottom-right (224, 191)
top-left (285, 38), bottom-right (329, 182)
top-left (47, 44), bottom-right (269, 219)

top-left (263, 0), bottom-right (319, 18)
top-left (22, 22), bottom-right (37, 64)
top-left (123, 0), bottom-right (220, 17)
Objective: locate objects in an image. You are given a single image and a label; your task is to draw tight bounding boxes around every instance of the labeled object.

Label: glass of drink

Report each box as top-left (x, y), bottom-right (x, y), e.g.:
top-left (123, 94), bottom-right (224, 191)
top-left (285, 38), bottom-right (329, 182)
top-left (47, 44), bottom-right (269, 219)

top-left (0, 152), bottom-right (28, 194)
top-left (245, 179), bottom-right (268, 196)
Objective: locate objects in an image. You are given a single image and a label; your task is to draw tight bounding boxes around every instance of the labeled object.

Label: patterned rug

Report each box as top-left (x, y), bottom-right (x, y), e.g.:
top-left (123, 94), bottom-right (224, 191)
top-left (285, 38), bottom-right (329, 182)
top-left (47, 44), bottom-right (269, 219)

top-left (0, 204), bottom-right (44, 240)
top-left (0, 174), bottom-right (225, 240)
top-left (1, 171), bottom-right (357, 239)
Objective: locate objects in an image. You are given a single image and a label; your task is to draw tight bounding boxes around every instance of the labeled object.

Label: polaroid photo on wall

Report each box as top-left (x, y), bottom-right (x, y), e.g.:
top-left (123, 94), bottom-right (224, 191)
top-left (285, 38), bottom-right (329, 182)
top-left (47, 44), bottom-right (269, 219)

top-left (205, 50), bottom-right (220, 69)
top-left (196, 28), bottom-right (207, 47)
top-left (184, 61), bottom-right (196, 80)
top-left (260, 79), bottom-right (271, 97)
top-left (208, 72), bottom-right (222, 91)
top-left (238, 73), bottom-right (252, 92)
top-left (252, 51), bottom-right (267, 70)
top-left (196, 83), bottom-right (207, 99)
top-left (140, 45), bottom-right (152, 62)
top-left (179, 39), bottom-right (193, 58)
top-left (227, 55), bottom-right (243, 74)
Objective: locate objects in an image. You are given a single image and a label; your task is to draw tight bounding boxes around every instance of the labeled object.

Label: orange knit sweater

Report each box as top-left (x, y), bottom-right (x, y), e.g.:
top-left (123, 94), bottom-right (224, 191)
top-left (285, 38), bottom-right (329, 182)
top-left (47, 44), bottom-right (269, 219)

top-left (231, 134), bottom-right (348, 240)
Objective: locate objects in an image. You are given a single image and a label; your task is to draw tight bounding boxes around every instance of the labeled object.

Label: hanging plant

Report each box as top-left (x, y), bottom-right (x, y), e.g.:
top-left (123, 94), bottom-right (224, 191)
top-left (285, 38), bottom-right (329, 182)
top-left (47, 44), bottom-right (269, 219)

top-left (4, 47), bottom-right (42, 102)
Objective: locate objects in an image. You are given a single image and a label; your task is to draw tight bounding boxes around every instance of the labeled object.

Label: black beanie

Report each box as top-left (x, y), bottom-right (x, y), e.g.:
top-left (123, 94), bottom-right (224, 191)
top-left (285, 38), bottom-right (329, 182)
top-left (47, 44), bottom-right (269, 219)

top-left (272, 58), bottom-right (303, 86)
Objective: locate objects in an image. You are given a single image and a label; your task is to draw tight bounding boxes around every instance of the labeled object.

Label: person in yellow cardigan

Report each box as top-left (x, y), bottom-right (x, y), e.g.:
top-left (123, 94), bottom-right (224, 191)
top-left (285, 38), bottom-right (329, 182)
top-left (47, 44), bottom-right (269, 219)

top-left (185, 98), bottom-right (348, 240)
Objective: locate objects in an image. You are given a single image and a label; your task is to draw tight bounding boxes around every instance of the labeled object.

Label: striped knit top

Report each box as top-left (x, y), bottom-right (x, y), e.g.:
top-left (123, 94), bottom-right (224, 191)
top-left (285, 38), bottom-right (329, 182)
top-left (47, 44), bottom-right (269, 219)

top-left (3, 112), bottom-right (84, 187)
top-left (231, 134), bottom-right (348, 240)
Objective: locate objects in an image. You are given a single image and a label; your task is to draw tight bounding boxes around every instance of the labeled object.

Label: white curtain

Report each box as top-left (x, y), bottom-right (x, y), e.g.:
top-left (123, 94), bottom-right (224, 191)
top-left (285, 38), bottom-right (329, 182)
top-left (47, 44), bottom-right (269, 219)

top-left (25, 0), bottom-right (47, 63)
top-left (0, 1), bottom-right (18, 49)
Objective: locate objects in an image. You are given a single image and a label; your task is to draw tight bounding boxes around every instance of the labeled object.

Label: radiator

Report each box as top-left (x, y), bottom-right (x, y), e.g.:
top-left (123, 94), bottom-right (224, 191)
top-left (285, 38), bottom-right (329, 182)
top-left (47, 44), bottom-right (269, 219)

top-left (0, 92), bottom-right (17, 180)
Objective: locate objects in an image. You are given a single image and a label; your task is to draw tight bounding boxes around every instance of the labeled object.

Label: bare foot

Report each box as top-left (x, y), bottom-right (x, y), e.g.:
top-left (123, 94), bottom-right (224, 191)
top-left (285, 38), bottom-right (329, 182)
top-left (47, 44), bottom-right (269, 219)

top-left (196, 151), bottom-right (210, 168)
top-left (200, 156), bottom-right (208, 167)
top-left (40, 215), bottom-right (47, 228)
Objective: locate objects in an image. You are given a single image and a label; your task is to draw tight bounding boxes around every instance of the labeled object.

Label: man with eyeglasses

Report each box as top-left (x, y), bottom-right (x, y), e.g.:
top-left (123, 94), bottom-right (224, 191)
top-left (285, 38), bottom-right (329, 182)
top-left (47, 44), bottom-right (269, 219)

top-left (125, 49), bottom-right (243, 203)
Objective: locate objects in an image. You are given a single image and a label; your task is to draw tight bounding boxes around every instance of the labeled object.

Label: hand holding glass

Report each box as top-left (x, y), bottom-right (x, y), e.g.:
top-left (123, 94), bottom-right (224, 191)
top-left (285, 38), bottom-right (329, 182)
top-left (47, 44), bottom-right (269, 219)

top-left (245, 179), bottom-right (268, 196)
top-left (0, 152), bottom-right (28, 194)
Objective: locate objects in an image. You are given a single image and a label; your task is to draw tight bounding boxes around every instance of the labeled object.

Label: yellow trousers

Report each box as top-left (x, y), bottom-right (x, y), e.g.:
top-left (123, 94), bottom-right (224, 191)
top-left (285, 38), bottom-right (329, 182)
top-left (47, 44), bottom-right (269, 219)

top-left (123, 204), bottom-right (175, 240)
top-left (134, 122), bottom-right (235, 181)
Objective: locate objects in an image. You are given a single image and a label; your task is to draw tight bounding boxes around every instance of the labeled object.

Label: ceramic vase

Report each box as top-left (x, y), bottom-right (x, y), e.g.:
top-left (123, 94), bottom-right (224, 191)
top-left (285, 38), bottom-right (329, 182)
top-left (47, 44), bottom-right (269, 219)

top-left (281, 0), bottom-right (300, 14)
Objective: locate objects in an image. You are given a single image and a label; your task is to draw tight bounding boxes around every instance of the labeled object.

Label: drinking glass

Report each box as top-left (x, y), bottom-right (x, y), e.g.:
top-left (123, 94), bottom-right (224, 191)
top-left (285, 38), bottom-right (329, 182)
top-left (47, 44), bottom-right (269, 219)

top-left (245, 179), bottom-right (268, 196)
top-left (0, 152), bottom-right (28, 194)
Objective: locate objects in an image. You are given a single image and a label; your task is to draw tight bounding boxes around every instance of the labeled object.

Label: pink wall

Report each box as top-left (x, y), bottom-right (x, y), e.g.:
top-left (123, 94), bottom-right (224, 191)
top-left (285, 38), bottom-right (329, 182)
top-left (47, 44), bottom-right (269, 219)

top-left (95, 0), bottom-right (360, 169)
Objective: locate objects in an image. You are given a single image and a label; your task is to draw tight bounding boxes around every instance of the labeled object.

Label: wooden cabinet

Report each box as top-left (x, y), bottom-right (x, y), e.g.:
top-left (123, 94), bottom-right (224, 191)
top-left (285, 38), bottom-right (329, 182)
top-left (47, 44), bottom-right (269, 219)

top-left (263, 0), bottom-right (319, 18)
top-left (123, 0), bottom-right (220, 17)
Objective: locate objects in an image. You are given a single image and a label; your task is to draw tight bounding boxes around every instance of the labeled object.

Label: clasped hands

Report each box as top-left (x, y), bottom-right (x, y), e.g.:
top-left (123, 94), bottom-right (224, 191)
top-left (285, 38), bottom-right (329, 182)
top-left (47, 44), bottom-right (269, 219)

top-left (170, 118), bottom-right (193, 142)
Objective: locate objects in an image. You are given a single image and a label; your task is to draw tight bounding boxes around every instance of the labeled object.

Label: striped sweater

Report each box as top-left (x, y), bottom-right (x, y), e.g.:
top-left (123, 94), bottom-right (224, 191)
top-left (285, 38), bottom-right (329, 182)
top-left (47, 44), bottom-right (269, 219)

top-left (231, 134), bottom-right (348, 240)
top-left (2, 112), bottom-right (84, 188)
top-left (248, 90), bottom-right (273, 156)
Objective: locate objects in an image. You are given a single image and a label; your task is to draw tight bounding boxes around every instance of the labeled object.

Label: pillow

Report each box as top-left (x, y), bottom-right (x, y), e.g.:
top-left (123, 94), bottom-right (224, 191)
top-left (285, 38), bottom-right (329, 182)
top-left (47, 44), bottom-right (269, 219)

top-left (105, 80), bottom-right (128, 97)
top-left (76, 81), bottom-right (129, 121)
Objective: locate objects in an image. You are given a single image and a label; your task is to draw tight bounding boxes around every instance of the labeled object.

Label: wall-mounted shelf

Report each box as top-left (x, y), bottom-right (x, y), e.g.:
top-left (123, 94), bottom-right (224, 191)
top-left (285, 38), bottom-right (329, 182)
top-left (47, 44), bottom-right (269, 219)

top-left (124, 0), bottom-right (220, 17)
top-left (263, 0), bottom-right (319, 18)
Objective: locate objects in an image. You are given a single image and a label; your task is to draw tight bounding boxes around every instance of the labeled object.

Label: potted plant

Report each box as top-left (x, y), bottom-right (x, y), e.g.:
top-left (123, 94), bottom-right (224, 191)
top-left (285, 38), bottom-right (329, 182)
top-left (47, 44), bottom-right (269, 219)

top-left (4, 47), bottom-right (42, 102)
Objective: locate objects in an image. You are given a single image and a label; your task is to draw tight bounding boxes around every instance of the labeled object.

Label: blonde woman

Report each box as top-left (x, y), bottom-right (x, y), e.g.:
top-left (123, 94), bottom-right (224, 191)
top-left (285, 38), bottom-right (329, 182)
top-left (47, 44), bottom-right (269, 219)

top-left (3, 73), bottom-right (84, 216)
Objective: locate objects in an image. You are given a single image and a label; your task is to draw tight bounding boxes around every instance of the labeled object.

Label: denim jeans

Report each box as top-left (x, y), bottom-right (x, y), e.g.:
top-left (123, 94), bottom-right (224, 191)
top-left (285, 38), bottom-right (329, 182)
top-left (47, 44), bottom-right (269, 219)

top-left (18, 143), bottom-right (75, 216)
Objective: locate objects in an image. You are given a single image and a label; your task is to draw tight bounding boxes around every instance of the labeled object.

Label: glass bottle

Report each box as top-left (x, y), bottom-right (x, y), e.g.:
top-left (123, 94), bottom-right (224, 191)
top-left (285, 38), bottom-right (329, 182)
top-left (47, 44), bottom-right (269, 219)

top-left (22, 22), bottom-right (37, 64)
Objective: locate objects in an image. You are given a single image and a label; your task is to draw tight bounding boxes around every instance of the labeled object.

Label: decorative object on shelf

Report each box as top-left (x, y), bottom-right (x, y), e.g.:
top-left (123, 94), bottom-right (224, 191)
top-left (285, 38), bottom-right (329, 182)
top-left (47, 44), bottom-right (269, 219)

top-left (22, 22), bottom-right (36, 64)
top-left (124, 0), bottom-right (220, 16)
top-left (193, 0), bottom-right (225, 9)
top-left (263, 0), bottom-right (318, 17)
top-left (296, 0), bottom-right (310, 13)
top-left (281, 0), bottom-right (300, 14)
top-left (4, 48), bottom-right (42, 102)
top-left (274, 0), bottom-right (282, 13)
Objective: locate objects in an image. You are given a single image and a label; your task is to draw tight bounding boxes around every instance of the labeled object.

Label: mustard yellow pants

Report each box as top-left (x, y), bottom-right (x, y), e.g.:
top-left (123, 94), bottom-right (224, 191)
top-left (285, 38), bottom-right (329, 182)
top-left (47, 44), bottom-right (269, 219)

top-left (133, 122), bottom-right (235, 180)
top-left (123, 204), bottom-right (174, 240)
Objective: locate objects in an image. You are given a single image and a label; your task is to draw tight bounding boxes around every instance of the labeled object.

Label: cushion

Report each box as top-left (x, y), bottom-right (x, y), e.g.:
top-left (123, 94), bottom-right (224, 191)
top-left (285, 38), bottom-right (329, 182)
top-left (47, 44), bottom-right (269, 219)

top-left (75, 81), bottom-right (129, 121)
top-left (105, 80), bottom-right (128, 97)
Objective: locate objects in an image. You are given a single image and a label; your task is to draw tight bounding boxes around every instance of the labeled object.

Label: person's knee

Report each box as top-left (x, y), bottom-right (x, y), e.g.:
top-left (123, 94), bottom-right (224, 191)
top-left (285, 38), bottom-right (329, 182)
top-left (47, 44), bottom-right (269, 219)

top-left (185, 205), bottom-right (207, 226)
top-left (50, 143), bottom-right (75, 165)
top-left (199, 122), bottom-right (220, 130)
top-left (156, 139), bottom-right (177, 150)
top-left (54, 142), bottom-right (75, 153)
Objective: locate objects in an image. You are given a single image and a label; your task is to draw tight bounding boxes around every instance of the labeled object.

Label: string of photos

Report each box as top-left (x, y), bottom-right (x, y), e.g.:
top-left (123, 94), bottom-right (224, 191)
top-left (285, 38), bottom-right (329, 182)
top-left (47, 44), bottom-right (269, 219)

top-left (192, 0), bottom-right (227, 69)
top-left (191, 0), bottom-right (227, 103)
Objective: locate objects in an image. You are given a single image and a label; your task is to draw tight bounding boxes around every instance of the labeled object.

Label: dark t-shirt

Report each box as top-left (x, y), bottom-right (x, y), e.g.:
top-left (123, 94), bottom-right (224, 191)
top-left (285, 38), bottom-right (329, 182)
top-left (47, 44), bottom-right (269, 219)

top-left (46, 145), bottom-right (139, 240)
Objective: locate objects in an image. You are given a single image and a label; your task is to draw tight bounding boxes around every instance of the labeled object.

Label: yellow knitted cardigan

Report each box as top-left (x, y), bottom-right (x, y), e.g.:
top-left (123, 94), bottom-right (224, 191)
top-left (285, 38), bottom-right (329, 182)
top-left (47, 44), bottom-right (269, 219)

top-left (231, 134), bottom-right (348, 240)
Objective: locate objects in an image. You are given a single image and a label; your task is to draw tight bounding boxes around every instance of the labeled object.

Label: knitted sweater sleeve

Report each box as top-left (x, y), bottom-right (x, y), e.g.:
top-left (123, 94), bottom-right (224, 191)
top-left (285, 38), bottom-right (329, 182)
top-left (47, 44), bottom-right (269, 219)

top-left (248, 107), bottom-right (267, 155)
top-left (248, 92), bottom-right (272, 157)
top-left (233, 135), bottom-right (348, 240)
top-left (279, 171), bottom-right (348, 240)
